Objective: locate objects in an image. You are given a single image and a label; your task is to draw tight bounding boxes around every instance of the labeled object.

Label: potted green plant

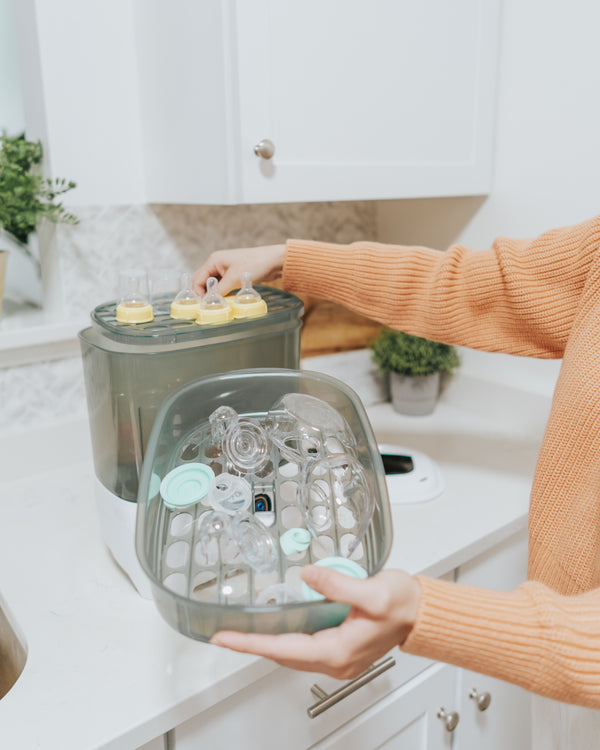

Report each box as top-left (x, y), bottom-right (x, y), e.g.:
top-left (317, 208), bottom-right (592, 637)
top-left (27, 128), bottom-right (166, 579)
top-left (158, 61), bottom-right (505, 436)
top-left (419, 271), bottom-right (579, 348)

top-left (370, 328), bottom-right (460, 415)
top-left (0, 133), bottom-right (77, 312)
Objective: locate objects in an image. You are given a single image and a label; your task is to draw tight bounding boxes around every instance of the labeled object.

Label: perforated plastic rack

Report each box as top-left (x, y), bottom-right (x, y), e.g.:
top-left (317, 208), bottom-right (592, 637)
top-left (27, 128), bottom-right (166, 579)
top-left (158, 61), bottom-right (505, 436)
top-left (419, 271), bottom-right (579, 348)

top-left (91, 285), bottom-right (303, 346)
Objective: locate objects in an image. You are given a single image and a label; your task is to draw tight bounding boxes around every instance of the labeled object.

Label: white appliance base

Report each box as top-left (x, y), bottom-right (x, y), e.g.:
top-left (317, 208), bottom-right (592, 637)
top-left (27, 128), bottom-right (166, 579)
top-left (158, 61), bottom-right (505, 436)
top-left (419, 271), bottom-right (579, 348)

top-left (94, 477), bottom-right (153, 599)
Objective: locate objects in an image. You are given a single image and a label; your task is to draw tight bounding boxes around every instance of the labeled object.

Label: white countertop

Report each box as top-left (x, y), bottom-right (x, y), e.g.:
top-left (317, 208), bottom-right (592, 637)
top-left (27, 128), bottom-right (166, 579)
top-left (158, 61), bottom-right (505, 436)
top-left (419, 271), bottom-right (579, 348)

top-left (0, 348), bottom-right (560, 749)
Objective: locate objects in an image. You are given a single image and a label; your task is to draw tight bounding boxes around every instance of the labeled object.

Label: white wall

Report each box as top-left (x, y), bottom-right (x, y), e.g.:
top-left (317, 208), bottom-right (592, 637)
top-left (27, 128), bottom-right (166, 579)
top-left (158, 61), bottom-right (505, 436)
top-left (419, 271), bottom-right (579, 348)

top-left (0, 0), bottom-right (25, 135)
top-left (377, 0), bottom-right (600, 249)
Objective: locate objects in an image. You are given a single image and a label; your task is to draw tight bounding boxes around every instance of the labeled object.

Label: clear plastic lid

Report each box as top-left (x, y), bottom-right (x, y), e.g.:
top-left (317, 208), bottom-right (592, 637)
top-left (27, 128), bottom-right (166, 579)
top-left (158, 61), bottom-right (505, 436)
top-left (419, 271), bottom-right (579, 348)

top-left (171, 272), bottom-right (202, 320)
top-left (231, 272), bottom-right (267, 319)
top-left (197, 276), bottom-right (234, 325)
top-left (230, 513), bottom-right (279, 574)
top-left (115, 269), bottom-right (154, 324)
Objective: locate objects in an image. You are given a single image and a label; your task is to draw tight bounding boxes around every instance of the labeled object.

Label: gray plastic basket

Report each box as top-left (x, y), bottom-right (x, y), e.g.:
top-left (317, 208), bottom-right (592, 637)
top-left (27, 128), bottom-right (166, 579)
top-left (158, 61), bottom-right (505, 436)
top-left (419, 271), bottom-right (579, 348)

top-left (136, 368), bottom-right (392, 641)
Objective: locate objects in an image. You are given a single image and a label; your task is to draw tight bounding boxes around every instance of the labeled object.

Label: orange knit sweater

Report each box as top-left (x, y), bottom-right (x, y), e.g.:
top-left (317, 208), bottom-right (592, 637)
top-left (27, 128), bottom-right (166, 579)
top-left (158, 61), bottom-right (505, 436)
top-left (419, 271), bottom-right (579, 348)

top-left (282, 215), bottom-right (600, 708)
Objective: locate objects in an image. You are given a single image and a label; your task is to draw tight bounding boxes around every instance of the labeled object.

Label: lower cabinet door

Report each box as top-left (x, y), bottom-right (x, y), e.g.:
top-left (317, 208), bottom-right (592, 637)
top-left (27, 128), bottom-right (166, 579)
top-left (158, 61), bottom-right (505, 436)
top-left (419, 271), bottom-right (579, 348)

top-left (453, 528), bottom-right (531, 750)
top-left (173, 648), bottom-right (431, 750)
top-left (313, 663), bottom-right (456, 750)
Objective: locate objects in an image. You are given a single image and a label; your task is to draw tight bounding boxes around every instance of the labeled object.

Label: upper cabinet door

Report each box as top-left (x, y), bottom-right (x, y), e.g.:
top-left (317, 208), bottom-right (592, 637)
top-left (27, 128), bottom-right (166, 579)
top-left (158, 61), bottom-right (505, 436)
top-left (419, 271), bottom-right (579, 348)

top-left (20, 0), bottom-right (500, 205)
top-left (234, 0), bottom-right (501, 203)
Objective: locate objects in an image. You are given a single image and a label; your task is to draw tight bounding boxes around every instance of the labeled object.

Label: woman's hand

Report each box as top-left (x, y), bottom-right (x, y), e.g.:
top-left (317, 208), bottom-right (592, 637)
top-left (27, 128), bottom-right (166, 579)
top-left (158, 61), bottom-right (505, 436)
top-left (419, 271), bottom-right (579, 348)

top-left (192, 244), bottom-right (287, 296)
top-left (210, 566), bottom-right (420, 679)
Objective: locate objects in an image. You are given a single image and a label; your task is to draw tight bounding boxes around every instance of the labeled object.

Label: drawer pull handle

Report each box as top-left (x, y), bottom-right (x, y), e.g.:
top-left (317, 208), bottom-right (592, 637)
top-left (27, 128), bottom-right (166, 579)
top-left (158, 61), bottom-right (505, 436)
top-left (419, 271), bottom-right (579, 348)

top-left (469, 687), bottom-right (492, 711)
top-left (307, 656), bottom-right (396, 718)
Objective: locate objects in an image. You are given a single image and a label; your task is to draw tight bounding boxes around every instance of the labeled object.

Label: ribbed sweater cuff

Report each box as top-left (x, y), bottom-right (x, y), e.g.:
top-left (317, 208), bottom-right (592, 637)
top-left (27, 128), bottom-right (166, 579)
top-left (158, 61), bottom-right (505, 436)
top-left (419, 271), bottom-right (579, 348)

top-left (402, 576), bottom-right (548, 698)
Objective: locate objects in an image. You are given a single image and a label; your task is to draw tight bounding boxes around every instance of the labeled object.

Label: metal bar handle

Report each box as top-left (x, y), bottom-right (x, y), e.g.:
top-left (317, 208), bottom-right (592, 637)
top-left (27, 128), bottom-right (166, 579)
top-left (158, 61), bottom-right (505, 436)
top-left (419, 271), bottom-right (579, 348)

top-left (307, 656), bottom-right (396, 719)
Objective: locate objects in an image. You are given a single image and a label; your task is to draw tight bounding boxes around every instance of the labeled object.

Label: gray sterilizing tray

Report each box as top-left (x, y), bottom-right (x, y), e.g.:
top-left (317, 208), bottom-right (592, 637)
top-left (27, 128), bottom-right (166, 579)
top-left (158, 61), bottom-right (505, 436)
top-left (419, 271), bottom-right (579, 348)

top-left (136, 368), bottom-right (392, 642)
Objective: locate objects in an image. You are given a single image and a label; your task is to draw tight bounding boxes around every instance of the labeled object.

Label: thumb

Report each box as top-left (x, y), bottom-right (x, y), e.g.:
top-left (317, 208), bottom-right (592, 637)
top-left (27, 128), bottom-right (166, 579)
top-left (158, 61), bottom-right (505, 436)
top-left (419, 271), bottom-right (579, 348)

top-left (302, 565), bottom-right (378, 612)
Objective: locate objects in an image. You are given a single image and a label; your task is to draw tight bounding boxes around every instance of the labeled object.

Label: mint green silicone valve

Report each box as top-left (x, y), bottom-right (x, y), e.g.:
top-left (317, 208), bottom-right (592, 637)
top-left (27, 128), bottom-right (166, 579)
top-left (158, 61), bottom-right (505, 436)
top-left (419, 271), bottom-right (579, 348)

top-left (160, 464), bottom-right (215, 509)
top-left (301, 557), bottom-right (367, 602)
top-left (280, 528), bottom-right (312, 555)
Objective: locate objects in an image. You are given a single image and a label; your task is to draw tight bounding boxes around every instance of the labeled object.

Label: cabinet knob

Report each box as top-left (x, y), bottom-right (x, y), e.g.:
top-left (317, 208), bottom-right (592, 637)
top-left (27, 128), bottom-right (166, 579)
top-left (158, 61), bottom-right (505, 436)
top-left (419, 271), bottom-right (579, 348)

top-left (253, 139), bottom-right (275, 159)
top-left (469, 687), bottom-right (492, 711)
top-left (437, 707), bottom-right (460, 732)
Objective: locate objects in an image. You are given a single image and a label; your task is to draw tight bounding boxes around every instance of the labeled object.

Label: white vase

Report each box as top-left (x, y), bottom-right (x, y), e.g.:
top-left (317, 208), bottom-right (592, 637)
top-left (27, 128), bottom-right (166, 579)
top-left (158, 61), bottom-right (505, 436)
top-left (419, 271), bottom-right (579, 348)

top-left (389, 371), bottom-right (440, 416)
top-left (0, 229), bottom-right (44, 307)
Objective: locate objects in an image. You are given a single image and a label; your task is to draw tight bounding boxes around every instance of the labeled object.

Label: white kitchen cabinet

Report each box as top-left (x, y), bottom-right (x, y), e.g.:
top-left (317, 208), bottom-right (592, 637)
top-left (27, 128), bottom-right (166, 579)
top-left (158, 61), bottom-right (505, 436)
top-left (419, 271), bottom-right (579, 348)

top-left (453, 529), bottom-right (531, 750)
top-left (135, 0), bottom-right (502, 205)
top-left (173, 649), bottom-right (432, 750)
top-left (136, 736), bottom-right (166, 750)
top-left (15, 0), bottom-right (500, 207)
top-left (314, 663), bottom-right (456, 750)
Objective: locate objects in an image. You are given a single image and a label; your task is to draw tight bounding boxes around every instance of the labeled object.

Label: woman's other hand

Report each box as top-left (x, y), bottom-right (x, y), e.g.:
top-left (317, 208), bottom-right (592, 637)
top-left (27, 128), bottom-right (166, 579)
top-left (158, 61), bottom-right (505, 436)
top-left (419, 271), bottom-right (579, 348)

top-left (210, 566), bottom-right (420, 679)
top-left (192, 244), bottom-right (286, 296)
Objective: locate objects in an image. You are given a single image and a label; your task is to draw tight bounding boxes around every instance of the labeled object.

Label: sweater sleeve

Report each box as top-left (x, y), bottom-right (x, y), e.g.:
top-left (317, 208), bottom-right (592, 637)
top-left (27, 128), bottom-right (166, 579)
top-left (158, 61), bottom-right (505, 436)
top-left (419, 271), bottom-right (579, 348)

top-left (282, 216), bottom-right (600, 358)
top-left (402, 576), bottom-right (600, 708)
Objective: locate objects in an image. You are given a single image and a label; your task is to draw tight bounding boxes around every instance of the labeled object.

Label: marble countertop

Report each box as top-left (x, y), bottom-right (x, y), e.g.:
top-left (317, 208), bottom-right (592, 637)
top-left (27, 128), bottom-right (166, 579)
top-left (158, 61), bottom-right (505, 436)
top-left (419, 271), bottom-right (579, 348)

top-left (0, 348), bottom-right (560, 749)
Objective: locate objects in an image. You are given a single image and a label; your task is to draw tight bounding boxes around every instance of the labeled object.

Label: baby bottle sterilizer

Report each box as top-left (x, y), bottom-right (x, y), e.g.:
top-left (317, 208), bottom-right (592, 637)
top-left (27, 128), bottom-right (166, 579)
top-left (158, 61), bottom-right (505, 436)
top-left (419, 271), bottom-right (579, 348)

top-left (79, 283), bottom-right (304, 597)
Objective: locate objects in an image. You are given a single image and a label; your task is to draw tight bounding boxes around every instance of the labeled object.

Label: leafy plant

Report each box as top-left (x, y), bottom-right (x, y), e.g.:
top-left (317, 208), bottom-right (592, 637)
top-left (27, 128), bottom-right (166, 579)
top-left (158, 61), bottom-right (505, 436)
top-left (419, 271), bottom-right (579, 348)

top-left (370, 328), bottom-right (460, 378)
top-left (0, 133), bottom-right (78, 249)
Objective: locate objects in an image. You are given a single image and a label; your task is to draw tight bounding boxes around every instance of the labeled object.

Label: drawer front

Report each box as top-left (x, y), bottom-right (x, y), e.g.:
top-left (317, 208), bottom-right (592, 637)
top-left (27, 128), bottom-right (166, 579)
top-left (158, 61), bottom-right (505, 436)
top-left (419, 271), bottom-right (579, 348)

top-left (174, 648), bottom-right (431, 750)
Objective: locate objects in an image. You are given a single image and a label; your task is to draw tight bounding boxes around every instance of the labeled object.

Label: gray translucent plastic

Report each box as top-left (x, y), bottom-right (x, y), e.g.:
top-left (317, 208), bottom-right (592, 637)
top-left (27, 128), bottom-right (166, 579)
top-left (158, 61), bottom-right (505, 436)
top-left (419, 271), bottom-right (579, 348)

top-left (136, 368), bottom-right (392, 641)
top-left (79, 286), bottom-right (302, 502)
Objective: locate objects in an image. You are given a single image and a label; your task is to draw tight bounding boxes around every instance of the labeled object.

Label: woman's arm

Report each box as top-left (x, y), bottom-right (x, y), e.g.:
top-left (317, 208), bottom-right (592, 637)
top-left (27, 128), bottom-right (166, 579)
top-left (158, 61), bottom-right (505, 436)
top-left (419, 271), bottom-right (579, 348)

top-left (283, 216), bottom-right (600, 358)
top-left (211, 565), bottom-right (600, 709)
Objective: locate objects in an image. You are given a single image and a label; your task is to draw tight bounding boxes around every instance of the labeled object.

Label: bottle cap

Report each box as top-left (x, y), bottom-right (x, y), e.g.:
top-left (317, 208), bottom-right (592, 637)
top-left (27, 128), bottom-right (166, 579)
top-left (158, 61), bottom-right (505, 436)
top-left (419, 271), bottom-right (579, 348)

top-left (160, 464), bottom-right (215, 509)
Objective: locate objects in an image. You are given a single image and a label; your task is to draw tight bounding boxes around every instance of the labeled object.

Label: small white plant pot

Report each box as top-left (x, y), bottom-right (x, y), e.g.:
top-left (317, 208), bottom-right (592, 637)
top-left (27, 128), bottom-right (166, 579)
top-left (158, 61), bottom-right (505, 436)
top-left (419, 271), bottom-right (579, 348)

top-left (389, 371), bottom-right (440, 416)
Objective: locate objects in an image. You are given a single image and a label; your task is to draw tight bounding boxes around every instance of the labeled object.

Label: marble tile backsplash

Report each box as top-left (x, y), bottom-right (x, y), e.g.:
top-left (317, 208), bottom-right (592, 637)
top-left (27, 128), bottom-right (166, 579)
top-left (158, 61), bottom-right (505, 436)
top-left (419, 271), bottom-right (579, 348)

top-left (1, 201), bottom-right (376, 435)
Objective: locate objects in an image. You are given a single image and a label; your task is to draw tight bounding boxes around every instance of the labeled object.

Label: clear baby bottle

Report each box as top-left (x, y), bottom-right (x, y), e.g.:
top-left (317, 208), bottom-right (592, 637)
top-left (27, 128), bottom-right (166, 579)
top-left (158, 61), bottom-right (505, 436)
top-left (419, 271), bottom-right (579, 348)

top-left (197, 276), bottom-right (234, 325)
top-left (115, 269), bottom-right (154, 324)
top-left (170, 272), bottom-right (202, 320)
top-left (230, 272), bottom-right (268, 319)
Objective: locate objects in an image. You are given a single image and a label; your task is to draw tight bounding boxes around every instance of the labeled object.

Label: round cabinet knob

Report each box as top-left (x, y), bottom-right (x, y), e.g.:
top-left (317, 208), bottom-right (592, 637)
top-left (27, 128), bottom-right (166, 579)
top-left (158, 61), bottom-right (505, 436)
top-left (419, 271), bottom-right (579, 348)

top-left (437, 707), bottom-right (460, 732)
top-left (253, 139), bottom-right (275, 159)
top-left (469, 688), bottom-right (492, 711)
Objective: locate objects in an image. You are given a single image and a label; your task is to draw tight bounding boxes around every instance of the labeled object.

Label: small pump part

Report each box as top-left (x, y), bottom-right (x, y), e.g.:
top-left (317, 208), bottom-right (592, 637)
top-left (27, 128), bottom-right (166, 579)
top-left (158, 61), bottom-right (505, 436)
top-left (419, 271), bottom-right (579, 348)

top-left (230, 272), bottom-right (268, 319)
top-left (170, 272), bottom-right (202, 320)
top-left (115, 269), bottom-right (154, 323)
top-left (209, 406), bottom-right (238, 448)
top-left (207, 473), bottom-right (253, 515)
top-left (279, 528), bottom-right (311, 556)
top-left (301, 557), bottom-right (367, 602)
top-left (223, 418), bottom-right (271, 475)
top-left (197, 276), bottom-right (234, 325)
